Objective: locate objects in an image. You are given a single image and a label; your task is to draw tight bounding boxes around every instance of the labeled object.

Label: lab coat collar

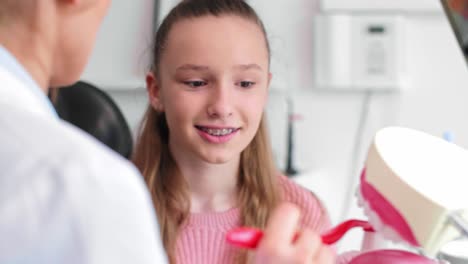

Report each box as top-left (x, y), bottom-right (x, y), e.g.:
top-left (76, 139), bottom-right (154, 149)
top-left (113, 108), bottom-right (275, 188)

top-left (0, 64), bottom-right (57, 119)
top-left (0, 46), bottom-right (58, 119)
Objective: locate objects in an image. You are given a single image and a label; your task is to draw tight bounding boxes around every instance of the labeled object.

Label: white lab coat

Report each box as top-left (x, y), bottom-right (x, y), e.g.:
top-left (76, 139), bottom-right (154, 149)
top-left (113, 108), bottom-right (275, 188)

top-left (0, 61), bottom-right (168, 263)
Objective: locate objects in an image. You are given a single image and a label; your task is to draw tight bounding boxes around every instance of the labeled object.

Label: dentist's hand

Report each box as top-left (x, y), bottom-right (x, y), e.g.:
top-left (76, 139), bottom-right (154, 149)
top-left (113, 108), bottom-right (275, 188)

top-left (254, 203), bottom-right (335, 264)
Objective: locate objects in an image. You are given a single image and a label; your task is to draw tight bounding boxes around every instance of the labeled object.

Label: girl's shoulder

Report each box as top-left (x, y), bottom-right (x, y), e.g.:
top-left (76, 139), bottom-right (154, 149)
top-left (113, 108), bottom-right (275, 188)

top-left (277, 175), bottom-right (331, 232)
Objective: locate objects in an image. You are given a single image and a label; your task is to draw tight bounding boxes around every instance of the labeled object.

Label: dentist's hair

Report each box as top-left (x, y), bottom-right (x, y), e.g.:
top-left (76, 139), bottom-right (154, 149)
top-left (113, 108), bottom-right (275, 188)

top-left (132, 0), bottom-right (279, 263)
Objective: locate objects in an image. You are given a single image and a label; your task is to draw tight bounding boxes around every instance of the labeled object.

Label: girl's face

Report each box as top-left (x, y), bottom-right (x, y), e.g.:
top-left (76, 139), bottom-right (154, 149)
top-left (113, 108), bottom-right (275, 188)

top-left (148, 15), bottom-right (271, 165)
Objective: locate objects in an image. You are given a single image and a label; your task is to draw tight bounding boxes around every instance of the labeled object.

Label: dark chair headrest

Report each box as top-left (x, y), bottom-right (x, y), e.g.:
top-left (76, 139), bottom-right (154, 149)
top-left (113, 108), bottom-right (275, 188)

top-left (52, 81), bottom-right (133, 159)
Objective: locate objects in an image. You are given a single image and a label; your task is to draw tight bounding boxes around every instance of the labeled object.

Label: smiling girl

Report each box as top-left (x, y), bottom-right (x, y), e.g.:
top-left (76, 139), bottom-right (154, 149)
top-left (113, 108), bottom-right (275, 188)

top-left (132, 0), bottom-right (342, 263)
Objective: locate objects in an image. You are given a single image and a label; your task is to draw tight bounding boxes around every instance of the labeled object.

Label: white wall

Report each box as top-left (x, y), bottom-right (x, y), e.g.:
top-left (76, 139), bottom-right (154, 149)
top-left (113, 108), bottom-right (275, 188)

top-left (82, 0), bottom-right (155, 89)
top-left (83, 0), bottom-right (468, 253)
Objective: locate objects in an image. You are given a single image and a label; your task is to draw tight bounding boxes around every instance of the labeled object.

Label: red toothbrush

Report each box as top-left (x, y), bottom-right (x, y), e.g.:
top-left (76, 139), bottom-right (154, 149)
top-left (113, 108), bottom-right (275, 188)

top-left (226, 219), bottom-right (374, 249)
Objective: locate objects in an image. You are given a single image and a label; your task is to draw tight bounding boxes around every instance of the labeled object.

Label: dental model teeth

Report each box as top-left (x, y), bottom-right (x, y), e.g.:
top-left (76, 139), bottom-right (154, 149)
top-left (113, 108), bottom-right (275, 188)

top-left (356, 188), bottom-right (410, 246)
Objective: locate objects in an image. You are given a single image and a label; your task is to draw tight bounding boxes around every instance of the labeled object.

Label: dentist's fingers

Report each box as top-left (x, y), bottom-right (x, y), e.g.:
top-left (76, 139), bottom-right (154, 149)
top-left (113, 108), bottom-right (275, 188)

top-left (313, 244), bottom-right (336, 264)
top-left (254, 202), bottom-right (335, 264)
top-left (291, 228), bottom-right (321, 263)
top-left (256, 203), bottom-right (301, 258)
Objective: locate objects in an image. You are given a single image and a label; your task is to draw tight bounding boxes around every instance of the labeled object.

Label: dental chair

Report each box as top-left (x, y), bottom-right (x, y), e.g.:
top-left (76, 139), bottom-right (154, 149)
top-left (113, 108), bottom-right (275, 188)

top-left (50, 81), bottom-right (133, 159)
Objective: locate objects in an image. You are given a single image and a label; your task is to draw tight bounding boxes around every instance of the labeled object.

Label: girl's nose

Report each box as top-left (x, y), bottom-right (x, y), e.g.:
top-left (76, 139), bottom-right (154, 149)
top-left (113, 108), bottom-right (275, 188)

top-left (206, 84), bottom-right (233, 119)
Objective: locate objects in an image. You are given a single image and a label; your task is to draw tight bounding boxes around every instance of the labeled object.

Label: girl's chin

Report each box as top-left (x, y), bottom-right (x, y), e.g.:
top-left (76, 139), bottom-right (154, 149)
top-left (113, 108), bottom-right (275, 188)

top-left (197, 150), bottom-right (240, 165)
top-left (201, 154), bottom-right (234, 164)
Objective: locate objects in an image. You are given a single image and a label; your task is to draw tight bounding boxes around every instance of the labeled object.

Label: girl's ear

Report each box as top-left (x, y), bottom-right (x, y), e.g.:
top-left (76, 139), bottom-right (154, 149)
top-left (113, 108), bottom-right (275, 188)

top-left (266, 72), bottom-right (272, 101)
top-left (146, 71), bottom-right (164, 112)
top-left (267, 72), bottom-right (272, 88)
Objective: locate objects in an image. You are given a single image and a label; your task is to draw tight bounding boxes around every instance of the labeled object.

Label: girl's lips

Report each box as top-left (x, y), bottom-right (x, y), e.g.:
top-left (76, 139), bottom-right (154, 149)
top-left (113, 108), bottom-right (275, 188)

top-left (195, 125), bottom-right (240, 144)
top-left (195, 125), bottom-right (239, 129)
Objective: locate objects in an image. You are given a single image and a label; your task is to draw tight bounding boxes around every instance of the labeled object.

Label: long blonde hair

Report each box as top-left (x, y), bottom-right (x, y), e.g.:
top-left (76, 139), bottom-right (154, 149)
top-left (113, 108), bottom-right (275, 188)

top-left (132, 0), bottom-right (280, 262)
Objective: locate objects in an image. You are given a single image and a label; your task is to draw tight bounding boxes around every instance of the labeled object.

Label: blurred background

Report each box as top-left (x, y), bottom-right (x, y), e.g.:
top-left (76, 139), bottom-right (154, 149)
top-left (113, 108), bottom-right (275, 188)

top-left (77, 0), bottom-right (468, 253)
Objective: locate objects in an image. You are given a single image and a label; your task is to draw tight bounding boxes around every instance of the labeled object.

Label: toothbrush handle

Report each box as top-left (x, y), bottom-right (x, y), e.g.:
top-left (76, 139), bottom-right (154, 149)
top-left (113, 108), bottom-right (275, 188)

top-left (226, 219), bottom-right (375, 249)
top-left (321, 219), bottom-right (374, 244)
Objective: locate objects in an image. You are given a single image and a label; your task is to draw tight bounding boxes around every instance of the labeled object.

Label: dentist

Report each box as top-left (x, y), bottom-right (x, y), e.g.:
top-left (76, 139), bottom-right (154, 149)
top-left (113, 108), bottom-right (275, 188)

top-left (0, 1), bottom-right (335, 264)
top-left (0, 1), bottom-right (167, 263)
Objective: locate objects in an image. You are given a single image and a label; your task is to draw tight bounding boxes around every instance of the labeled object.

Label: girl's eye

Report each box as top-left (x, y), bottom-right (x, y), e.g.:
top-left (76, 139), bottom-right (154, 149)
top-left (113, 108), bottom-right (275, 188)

top-left (184, 81), bottom-right (207, 87)
top-left (238, 81), bottom-right (255, 88)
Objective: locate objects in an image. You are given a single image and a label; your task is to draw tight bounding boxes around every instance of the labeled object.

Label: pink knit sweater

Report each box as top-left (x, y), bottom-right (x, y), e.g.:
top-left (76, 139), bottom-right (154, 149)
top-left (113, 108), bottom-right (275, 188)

top-left (174, 176), bottom-right (357, 263)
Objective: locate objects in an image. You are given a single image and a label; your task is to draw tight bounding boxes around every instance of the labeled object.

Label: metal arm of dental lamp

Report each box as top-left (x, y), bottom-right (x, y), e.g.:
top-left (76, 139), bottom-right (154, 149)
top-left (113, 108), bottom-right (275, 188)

top-left (448, 212), bottom-right (468, 238)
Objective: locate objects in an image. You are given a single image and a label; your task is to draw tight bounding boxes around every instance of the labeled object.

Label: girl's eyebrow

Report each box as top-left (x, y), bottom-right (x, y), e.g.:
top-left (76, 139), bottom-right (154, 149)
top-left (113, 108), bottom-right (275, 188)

top-left (234, 64), bottom-right (263, 71)
top-left (176, 64), bottom-right (263, 72)
top-left (176, 64), bottom-right (210, 72)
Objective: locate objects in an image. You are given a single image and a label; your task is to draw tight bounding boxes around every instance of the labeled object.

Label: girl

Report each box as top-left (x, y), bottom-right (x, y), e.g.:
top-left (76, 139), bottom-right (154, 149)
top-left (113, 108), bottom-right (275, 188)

top-left (133, 0), bottom-right (345, 263)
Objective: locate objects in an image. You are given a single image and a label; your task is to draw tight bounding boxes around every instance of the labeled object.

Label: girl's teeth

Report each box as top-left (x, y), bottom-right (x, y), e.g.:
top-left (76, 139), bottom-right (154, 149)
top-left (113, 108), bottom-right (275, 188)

top-left (202, 127), bottom-right (235, 136)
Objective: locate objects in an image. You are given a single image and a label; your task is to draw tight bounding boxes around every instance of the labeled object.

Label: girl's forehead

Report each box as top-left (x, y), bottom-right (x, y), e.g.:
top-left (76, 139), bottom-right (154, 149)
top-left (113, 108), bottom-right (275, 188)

top-left (171, 14), bottom-right (258, 29)
top-left (168, 15), bottom-right (264, 45)
top-left (162, 15), bottom-right (269, 66)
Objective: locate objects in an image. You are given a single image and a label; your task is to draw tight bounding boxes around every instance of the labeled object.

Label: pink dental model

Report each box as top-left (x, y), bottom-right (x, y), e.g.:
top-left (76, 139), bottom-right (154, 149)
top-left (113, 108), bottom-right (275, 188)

top-left (351, 126), bottom-right (468, 263)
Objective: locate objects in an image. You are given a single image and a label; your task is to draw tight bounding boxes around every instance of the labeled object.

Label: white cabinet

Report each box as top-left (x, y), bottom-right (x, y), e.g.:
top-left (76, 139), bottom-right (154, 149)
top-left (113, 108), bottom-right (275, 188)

top-left (314, 14), bottom-right (406, 91)
top-left (320, 0), bottom-right (442, 13)
top-left (81, 0), bottom-right (156, 90)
